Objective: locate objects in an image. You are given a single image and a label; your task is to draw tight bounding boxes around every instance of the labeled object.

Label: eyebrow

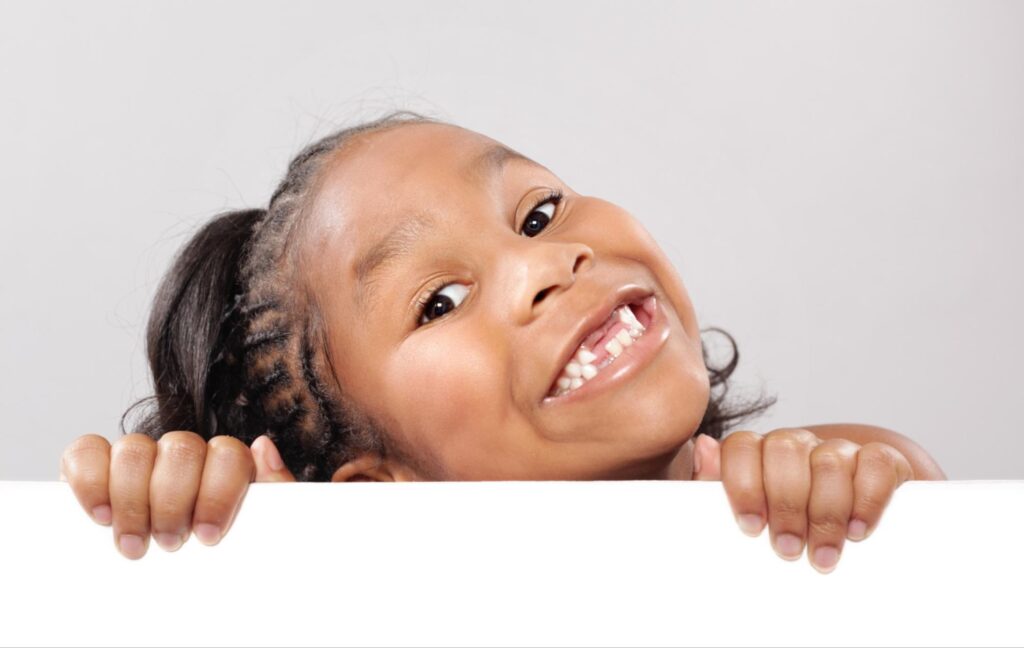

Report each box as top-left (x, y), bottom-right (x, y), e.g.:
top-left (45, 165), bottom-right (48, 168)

top-left (352, 144), bottom-right (536, 311)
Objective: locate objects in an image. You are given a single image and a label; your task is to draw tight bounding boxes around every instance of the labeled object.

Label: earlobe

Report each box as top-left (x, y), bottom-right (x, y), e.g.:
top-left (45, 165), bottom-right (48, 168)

top-left (330, 453), bottom-right (395, 482)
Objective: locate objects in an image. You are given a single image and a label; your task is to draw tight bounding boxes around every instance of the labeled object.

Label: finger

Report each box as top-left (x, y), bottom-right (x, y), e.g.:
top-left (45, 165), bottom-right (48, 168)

top-left (691, 434), bottom-right (721, 481)
top-left (149, 431), bottom-right (207, 552)
top-left (252, 435), bottom-right (296, 483)
top-left (848, 442), bottom-right (915, 541)
top-left (807, 439), bottom-right (859, 574)
top-left (61, 435), bottom-right (113, 526)
top-left (719, 430), bottom-right (766, 537)
top-left (109, 433), bottom-right (158, 560)
top-left (763, 428), bottom-right (818, 560)
top-left (192, 435), bottom-right (256, 546)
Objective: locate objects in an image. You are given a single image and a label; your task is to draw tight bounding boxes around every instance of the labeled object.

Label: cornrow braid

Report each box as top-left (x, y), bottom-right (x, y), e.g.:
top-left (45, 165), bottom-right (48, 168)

top-left (124, 110), bottom-right (440, 481)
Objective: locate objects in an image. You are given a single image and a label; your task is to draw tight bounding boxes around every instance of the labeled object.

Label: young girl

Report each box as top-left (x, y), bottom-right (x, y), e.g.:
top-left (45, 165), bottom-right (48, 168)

top-left (60, 110), bottom-right (945, 573)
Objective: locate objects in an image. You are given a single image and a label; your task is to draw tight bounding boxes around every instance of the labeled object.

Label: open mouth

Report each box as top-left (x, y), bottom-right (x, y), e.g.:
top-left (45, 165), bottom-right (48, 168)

top-left (546, 295), bottom-right (656, 398)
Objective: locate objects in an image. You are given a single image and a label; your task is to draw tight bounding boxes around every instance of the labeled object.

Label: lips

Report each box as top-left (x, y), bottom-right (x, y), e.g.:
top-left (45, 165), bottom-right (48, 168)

top-left (545, 284), bottom-right (655, 399)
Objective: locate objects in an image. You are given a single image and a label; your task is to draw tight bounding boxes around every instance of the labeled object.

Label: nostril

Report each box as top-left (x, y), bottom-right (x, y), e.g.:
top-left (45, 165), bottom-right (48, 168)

top-left (572, 249), bottom-right (592, 275)
top-left (534, 287), bottom-right (554, 304)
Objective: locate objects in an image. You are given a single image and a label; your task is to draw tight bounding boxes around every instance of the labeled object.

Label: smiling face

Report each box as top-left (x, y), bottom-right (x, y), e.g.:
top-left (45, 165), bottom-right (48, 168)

top-left (299, 122), bottom-right (710, 481)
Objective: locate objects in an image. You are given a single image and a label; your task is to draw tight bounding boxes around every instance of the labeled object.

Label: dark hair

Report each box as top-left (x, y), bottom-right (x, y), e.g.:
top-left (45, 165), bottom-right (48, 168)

top-left (694, 327), bottom-right (776, 440)
top-left (122, 110), bottom-right (773, 479)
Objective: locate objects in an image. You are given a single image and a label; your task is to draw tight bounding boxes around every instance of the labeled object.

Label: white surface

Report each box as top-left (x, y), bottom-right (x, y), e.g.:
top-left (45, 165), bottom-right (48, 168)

top-left (1, 2), bottom-right (1023, 481)
top-left (1, 480), bottom-right (1021, 647)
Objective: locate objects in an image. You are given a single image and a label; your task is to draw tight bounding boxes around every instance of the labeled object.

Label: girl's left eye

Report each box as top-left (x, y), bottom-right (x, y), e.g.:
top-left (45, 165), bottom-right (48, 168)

top-left (417, 282), bottom-right (470, 326)
top-left (520, 191), bottom-right (563, 237)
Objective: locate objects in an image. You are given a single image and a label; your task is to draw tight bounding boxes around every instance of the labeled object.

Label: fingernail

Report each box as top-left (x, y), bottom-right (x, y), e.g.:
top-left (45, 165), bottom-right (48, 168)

top-left (774, 533), bottom-right (803, 560)
top-left (118, 534), bottom-right (146, 559)
top-left (812, 546), bottom-right (840, 573)
top-left (848, 519), bottom-right (868, 541)
top-left (194, 523), bottom-right (221, 546)
top-left (692, 443), bottom-right (702, 475)
top-left (261, 436), bottom-right (285, 472)
top-left (155, 532), bottom-right (184, 552)
top-left (736, 514), bottom-right (763, 537)
top-left (92, 505), bottom-right (112, 525)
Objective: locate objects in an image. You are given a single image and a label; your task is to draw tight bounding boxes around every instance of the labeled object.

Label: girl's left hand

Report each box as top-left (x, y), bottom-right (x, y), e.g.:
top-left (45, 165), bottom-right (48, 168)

top-left (690, 428), bottom-right (914, 573)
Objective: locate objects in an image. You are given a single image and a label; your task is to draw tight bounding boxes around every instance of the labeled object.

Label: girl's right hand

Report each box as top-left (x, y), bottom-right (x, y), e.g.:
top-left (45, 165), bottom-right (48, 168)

top-left (60, 432), bottom-right (295, 560)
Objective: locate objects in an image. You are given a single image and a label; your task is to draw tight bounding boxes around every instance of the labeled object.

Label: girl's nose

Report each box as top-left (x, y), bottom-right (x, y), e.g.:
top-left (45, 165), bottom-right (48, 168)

top-left (513, 241), bottom-right (594, 322)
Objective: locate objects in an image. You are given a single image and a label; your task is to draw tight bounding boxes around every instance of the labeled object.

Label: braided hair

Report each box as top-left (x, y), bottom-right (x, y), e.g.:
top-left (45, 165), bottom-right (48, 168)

top-left (122, 110), bottom-right (774, 481)
top-left (123, 110), bottom-right (435, 481)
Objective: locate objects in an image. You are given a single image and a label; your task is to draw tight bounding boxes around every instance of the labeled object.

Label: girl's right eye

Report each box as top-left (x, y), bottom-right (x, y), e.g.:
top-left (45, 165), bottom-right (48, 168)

top-left (417, 282), bottom-right (470, 326)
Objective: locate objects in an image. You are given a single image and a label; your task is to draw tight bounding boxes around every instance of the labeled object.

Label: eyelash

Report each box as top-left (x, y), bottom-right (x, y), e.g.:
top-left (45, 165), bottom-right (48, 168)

top-left (414, 190), bottom-right (564, 326)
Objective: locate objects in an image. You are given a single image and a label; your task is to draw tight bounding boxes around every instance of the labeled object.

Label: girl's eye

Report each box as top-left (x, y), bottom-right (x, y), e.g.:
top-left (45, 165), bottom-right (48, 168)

top-left (417, 282), bottom-right (470, 326)
top-left (520, 191), bottom-right (563, 237)
top-left (415, 191), bottom-right (563, 328)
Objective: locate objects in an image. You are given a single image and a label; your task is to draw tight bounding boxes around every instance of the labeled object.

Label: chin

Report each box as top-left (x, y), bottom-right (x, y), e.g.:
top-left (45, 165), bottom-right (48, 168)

top-left (604, 352), bottom-right (711, 469)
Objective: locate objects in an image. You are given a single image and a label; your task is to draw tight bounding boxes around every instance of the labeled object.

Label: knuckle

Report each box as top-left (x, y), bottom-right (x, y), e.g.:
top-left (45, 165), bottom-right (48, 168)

top-left (763, 435), bottom-right (805, 456)
top-left (113, 499), bottom-right (150, 521)
top-left (859, 443), bottom-right (898, 473)
top-left (157, 432), bottom-right (207, 466)
top-left (160, 430), bottom-right (204, 444)
top-left (62, 435), bottom-right (110, 467)
top-left (766, 427), bottom-right (819, 447)
top-left (72, 473), bottom-right (107, 494)
top-left (723, 430), bottom-right (761, 448)
top-left (150, 499), bottom-right (191, 523)
top-left (723, 470), bottom-right (762, 495)
top-left (809, 512), bottom-right (848, 537)
top-left (208, 434), bottom-right (247, 457)
top-left (854, 489), bottom-right (888, 515)
top-left (810, 448), bottom-right (851, 473)
top-left (197, 493), bottom-right (235, 520)
top-left (769, 497), bottom-right (806, 519)
top-left (208, 435), bottom-right (255, 470)
top-left (770, 427), bottom-right (815, 442)
top-left (113, 434), bottom-right (158, 461)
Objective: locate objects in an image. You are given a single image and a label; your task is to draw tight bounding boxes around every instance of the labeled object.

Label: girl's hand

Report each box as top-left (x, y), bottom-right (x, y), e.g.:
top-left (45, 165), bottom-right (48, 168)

top-left (690, 428), bottom-right (914, 573)
top-left (60, 432), bottom-right (295, 559)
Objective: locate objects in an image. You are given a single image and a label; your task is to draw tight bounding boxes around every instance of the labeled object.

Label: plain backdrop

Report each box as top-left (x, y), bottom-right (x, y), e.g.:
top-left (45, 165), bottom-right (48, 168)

top-left (1, 1), bottom-right (1021, 480)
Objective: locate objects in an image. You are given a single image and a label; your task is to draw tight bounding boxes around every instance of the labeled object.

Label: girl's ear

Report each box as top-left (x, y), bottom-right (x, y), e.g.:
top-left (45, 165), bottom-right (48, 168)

top-left (330, 453), bottom-right (399, 482)
top-left (691, 434), bottom-right (722, 481)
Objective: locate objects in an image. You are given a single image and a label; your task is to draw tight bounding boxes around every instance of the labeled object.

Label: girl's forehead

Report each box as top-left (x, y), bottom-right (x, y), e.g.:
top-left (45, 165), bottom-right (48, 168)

top-left (310, 122), bottom-right (534, 238)
top-left (322, 122), bottom-right (500, 197)
top-left (301, 122), bottom-right (533, 296)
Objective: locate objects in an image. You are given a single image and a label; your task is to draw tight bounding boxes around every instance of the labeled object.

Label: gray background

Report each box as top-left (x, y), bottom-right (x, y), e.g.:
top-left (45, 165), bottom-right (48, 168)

top-left (2, 1), bottom-right (1021, 480)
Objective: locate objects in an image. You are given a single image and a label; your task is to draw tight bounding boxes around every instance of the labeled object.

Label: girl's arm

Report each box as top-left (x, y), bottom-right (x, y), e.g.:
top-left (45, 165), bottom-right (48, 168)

top-left (802, 423), bottom-right (947, 480)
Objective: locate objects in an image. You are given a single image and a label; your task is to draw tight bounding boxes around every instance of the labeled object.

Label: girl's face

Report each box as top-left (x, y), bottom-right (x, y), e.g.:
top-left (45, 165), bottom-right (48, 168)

top-left (302, 122), bottom-right (710, 480)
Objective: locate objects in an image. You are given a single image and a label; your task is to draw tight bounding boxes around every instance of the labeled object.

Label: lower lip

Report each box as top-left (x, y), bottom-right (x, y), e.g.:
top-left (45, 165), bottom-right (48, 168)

top-left (540, 295), bottom-right (671, 407)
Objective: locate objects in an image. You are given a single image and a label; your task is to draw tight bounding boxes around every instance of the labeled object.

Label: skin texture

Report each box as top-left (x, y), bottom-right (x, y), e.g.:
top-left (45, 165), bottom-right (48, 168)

top-left (59, 122), bottom-right (946, 570)
top-left (299, 122), bottom-right (712, 481)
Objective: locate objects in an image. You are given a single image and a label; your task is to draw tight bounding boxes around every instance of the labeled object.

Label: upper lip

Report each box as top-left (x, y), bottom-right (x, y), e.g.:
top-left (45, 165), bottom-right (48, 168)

top-left (544, 283), bottom-right (654, 399)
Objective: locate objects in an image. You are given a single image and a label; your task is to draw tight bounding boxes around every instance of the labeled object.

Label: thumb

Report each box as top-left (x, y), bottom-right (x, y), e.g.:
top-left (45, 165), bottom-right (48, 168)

top-left (251, 435), bottom-right (296, 482)
top-left (692, 434), bottom-right (722, 481)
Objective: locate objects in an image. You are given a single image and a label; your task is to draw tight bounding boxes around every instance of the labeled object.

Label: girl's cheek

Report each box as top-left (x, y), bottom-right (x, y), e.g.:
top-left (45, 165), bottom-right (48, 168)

top-left (623, 219), bottom-right (699, 335)
top-left (385, 337), bottom-right (505, 463)
top-left (587, 202), bottom-right (700, 342)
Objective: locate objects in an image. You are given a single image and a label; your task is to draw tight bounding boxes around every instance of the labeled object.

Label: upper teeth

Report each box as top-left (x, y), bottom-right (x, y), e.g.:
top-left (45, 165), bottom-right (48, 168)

top-left (549, 303), bottom-right (647, 397)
